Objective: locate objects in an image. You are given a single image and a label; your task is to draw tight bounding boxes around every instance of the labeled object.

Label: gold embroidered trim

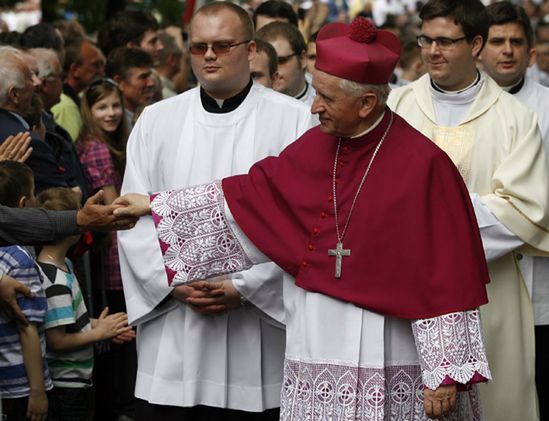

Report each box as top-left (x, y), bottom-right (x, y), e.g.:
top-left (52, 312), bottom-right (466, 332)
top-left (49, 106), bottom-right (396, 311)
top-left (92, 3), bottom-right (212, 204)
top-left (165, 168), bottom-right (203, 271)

top-left (505, 197), bottom-right (549, 234)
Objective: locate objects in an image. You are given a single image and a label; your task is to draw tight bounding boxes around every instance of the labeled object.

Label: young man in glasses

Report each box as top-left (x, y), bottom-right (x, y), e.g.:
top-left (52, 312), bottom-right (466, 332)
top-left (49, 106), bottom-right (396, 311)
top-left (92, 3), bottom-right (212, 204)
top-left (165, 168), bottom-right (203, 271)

top-left (480, 3), bottom-right (549, 420)
top-left (250, 38), bottom-right (280, 88)
top-left (257, 21), bottom-right (316, 105)
top-left (389, 1), bottom-right (549, 420)
top-left (118, 2), bottom-right (313, 420)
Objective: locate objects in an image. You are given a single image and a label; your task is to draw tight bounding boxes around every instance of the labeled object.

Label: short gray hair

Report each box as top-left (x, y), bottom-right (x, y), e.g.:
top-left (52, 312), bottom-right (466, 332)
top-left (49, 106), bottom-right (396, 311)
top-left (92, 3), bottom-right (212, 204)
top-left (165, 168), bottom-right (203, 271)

top-left (339, 78), bottom-right (391, 108)
top-left (29, 48), bottom-right (57, 79)
top-left (0, 47), bottom-right (26, 107)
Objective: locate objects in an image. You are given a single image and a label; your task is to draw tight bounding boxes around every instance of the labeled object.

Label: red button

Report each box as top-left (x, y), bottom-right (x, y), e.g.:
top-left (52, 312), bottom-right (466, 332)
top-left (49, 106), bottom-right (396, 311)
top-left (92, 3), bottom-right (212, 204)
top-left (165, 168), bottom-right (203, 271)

top-left (308, 244), bottom-right (315, 251)
top-left (312, 227), bottom-right (320, 235)
top-left (320, 211), bottom-right (327, 219)
top-left (302, 260), bottom-right (309, 267)
top-left (328, 195), bottom-right (333, 202)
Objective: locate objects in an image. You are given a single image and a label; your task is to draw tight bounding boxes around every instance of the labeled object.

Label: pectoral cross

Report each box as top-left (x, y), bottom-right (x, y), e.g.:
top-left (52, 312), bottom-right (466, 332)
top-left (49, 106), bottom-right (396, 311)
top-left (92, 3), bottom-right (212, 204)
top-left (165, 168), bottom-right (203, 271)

top-left (328, 241), bottom-right (351, 278)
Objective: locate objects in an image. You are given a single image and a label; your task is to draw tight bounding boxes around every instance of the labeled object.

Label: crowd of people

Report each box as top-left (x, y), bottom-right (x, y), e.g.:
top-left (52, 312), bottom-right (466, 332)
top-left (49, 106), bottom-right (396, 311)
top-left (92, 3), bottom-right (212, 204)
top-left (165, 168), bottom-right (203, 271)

top-left (0, 0), bottom-right (548, 421)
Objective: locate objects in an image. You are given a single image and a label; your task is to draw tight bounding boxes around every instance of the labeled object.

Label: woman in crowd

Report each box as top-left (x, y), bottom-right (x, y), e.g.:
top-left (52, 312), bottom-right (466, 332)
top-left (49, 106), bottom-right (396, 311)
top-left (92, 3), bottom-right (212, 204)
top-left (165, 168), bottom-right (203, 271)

top-left (77, 78), bottom-right (136, 421)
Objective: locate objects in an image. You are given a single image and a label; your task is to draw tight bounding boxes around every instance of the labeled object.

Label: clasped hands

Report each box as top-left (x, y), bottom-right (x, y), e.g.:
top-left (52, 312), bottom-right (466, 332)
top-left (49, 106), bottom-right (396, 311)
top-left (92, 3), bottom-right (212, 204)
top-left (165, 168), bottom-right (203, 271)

top-left (170, 279), bottom-right (242, 314)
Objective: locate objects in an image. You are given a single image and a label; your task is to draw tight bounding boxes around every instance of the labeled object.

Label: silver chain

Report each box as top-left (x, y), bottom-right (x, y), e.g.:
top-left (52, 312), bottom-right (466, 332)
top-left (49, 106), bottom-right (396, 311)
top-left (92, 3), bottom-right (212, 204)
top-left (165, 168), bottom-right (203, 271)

top-left (332, 111), bottom-right (394, 243)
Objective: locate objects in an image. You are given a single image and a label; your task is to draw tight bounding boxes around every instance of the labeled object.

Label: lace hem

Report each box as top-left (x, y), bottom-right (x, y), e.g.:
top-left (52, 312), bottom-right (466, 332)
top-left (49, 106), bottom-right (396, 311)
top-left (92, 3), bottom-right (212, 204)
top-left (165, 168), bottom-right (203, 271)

top-left (281, 359), bottom-right (480, 421)
top-left (412, 310), bottom-right (491, 390)
top-left (150, 181), bottom-right (253, 286)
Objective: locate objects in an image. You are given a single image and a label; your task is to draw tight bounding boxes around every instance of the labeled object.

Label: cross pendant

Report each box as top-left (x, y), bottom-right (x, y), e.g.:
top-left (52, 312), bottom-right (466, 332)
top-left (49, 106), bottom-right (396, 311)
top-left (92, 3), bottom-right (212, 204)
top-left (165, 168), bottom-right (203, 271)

top-left (328, 241), bottom-right (351, 278)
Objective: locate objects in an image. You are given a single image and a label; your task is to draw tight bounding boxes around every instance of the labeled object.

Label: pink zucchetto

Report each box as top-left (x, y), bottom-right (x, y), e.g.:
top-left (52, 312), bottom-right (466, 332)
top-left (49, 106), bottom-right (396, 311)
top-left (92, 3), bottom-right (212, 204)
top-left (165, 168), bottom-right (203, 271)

top-left (315, 17), bottom-right (401, 84)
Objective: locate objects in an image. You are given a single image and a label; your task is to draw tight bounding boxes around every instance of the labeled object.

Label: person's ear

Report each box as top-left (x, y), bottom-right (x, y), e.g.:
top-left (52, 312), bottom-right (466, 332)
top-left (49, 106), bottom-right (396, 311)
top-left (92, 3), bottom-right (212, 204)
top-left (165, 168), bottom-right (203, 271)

top-left (528, 47), bottom-right (536, 67)
top-left (471, 35), bottom-right (484, 58)
top-left (247, 40), bottom-right (257, 62)
top-left (6, 86), bottom-right (18, 104)
top-left (271, 70), bottom-right (281, 87)
top-left (358, 92), bottom-right (377, 119)
top-left (299, 50), bottom-right (307, 71)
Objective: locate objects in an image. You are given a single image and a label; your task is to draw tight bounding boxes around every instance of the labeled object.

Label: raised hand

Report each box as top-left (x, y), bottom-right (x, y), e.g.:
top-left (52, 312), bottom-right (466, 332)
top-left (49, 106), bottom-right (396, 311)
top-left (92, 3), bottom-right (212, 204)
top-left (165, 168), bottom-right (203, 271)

top-left (423, 384), bottom-right (457, 419)
top-left (0, 132), bottom-right (32, 162)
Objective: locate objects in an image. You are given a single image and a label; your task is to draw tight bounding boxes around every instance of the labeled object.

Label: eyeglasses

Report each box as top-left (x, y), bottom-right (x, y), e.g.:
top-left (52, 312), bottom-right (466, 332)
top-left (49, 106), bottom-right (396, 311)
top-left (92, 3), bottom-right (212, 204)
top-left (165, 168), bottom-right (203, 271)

top-left (417, 35), bottom-right (467, 49)
top-left (189, 40), bottom-right (251, 55)
top-left (278, 53), bottom-right (297, 65)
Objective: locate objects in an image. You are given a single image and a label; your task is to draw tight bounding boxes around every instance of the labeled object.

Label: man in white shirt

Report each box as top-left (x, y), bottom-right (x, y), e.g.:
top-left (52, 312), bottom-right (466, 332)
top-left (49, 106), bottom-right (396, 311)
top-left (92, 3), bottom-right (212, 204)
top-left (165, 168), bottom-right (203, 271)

top-left (118, 2), bottom-right (313, 420)
top-left (257, 21), bottom-right (316, 105)
top-left (388, 1), bottom-right (549, 420)
top-left (480, 3), bottom-right (549, 420)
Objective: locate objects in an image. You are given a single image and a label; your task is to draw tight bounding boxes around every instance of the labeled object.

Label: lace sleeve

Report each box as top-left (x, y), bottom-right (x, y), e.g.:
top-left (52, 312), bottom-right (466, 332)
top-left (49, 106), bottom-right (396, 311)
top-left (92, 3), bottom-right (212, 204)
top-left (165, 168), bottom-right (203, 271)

top-left (411, 309), bottom-right (491, 390)
top-left (150, 180), bottom-right (253, 286)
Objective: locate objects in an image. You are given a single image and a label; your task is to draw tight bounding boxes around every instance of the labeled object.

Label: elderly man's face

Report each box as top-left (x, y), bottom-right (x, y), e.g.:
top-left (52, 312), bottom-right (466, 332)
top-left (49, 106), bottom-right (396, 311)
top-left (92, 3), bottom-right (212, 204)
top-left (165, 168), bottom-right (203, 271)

top-left (190, 9), bottom-right (254, 99)
top-left (41, 53), bottom-right (63, 110)
top-left (311, 70), bottom-right (365, 137)
top-left (481, 22), bottom-right (534, 87)
top-left (14, 59), bottom-right (36, 113)
top-left (75, 42), bottom-right (105, 91)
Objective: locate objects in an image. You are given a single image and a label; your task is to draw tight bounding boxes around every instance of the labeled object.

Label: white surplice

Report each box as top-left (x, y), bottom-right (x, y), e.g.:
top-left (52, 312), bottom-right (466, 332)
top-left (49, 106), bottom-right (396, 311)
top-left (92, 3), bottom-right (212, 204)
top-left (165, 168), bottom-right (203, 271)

top-left (118, 83), bottom-right (314, 410)
top-left (389, 73), bottom-right (549, 421)
top-left (148, 183), bottom-right (492, 421)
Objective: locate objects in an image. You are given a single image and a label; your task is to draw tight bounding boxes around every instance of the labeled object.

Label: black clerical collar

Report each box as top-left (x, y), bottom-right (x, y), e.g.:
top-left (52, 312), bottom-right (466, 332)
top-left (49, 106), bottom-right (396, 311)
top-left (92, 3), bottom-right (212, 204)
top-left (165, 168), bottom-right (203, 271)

top-left (508, 77), bottom-right (525, 95)
top-left (63, 83), bottom-right (81, 108)
top-left (431, 70), bottom-right (481, 94)
top-left (200, 79), bottom-right (253, 113)
top-left (295, 81), bottom-right (309, 100)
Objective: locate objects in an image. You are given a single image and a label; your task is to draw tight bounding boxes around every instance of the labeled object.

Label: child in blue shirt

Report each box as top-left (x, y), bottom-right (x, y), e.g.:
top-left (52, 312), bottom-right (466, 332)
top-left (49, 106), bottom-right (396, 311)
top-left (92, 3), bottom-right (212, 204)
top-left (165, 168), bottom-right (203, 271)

top-left (0, 161), bottom-right (51, 420)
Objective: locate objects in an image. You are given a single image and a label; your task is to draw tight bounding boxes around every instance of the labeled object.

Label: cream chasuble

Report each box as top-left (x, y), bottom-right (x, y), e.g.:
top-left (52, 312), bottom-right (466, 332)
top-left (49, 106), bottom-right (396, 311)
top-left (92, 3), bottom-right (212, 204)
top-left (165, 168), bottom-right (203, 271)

top-left (389, 72), bottom-right (549, 421)
top-left (513, 76), bottom-right (549, 326)
top-left (118, 83), bottom-right (314, 410)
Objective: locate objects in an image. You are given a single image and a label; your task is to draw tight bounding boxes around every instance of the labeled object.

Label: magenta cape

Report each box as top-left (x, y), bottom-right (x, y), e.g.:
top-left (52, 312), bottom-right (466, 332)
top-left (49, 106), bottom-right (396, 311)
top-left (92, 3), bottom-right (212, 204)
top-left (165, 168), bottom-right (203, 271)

top-left (222, 111), bottom-right (490, 319)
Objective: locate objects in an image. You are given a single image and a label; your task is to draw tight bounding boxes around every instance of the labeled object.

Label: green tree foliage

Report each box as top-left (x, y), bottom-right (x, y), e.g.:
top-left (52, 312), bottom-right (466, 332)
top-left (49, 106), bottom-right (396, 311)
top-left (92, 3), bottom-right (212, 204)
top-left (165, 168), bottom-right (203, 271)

top-left (41, 0), bottom-right (185, 32)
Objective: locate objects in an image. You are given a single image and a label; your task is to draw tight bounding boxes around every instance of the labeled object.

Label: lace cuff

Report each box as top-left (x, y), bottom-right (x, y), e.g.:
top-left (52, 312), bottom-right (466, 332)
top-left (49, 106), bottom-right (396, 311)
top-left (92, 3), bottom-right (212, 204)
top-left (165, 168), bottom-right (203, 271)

top-left (150, 180), bottom-right (253, 286)
top-left (412, 309), bottom-right (491, 390)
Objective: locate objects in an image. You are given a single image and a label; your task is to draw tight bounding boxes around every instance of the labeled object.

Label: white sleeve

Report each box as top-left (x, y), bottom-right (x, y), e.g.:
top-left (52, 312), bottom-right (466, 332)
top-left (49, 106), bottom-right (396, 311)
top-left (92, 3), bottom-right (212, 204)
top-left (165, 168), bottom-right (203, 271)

top-left (412, 309), bottom-right (491, 390)
top-left (118, 111), bottom-right (175, 326)
top-left (470, 193), bottom-right (524, 261)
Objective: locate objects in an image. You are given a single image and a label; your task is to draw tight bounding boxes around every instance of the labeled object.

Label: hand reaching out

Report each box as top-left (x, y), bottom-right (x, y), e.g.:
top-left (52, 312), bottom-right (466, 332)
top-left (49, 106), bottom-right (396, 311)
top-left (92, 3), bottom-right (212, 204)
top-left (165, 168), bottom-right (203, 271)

top-left (77, 190), bottom-right (138, 232)
top-left (93, 307), bottom-right (132, 341)
top-left (112, 328), bottom-right (136, 345)
top-left (113, 194), bottom-right (151, 218)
